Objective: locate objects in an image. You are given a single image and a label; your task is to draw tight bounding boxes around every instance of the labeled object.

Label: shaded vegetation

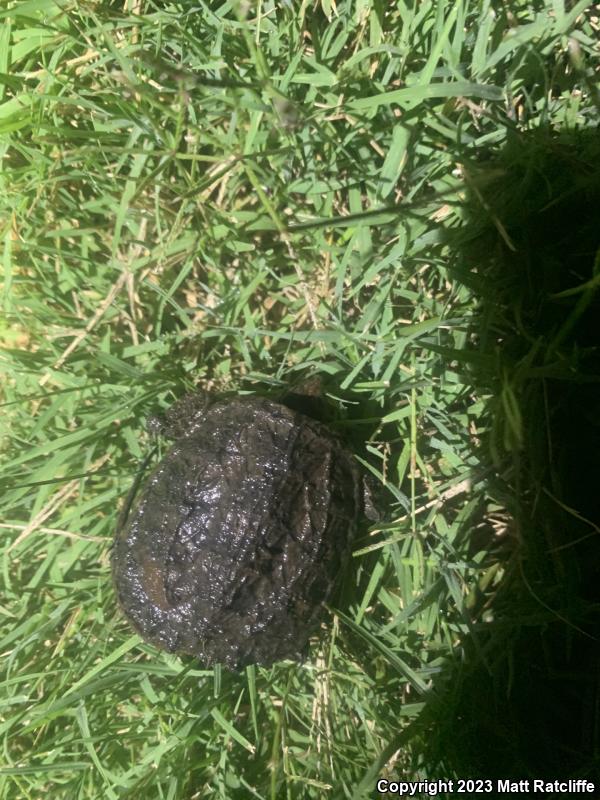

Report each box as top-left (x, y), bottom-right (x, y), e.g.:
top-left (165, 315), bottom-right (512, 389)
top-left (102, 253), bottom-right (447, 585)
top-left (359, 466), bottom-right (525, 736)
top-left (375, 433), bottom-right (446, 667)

top-left (425, 128), bottom-right (600, 781)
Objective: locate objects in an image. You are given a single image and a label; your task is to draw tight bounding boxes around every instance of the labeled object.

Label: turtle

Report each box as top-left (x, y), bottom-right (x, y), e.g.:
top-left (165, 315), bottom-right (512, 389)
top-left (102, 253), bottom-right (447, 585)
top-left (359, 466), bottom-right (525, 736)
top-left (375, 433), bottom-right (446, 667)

top-left (111, 392), bottom-right (375, 669)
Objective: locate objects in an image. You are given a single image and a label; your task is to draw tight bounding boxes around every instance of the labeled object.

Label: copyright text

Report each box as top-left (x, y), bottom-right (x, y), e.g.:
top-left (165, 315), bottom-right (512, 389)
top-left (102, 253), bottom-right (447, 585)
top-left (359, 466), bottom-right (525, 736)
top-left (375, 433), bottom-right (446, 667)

top-left (376, 779), bottom-right (595, 795)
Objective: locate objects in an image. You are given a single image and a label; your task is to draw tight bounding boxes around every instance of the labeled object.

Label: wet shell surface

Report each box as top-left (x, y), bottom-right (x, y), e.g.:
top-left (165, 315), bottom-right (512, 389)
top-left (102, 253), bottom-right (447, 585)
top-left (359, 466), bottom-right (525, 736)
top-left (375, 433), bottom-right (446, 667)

top-left (112, 396), bottom-right (365, 668)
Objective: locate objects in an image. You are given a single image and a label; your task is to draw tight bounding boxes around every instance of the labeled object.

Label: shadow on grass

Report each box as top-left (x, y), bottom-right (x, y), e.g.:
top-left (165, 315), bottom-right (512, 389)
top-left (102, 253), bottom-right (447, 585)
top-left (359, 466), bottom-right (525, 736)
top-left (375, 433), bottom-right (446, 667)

top-left (424, 127), bottom-right (600, 780)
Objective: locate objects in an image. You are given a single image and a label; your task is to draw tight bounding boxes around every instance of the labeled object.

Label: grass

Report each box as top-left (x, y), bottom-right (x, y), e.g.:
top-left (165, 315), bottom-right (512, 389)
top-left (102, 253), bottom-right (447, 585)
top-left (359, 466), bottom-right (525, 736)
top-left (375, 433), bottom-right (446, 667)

top-left (1, 0), bottom-right (599, 798)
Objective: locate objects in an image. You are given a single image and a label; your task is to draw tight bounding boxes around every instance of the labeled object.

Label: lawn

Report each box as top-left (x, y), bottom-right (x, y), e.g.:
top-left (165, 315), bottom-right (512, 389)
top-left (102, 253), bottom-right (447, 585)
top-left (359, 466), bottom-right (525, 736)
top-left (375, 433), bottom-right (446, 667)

top-left (1, 1), bottom-right (599, 798)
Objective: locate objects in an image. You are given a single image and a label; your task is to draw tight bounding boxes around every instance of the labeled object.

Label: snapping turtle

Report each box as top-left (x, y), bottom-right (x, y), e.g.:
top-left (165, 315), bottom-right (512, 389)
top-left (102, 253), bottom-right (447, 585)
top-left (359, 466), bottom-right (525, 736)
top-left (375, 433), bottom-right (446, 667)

top-left (112, 393), bottom-right (372, 669)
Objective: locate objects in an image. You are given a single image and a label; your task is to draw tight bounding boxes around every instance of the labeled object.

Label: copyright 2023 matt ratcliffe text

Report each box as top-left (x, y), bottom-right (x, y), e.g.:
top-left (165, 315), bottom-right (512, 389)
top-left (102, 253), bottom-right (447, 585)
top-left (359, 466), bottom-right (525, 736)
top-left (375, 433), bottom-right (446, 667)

top-left (376, 779), bottom-right (595, 796)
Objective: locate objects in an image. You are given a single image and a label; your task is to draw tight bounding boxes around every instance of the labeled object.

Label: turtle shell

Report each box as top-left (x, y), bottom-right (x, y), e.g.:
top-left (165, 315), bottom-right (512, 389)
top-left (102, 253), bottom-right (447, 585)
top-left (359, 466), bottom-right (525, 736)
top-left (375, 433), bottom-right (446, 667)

top-left (112, 396), bottom-right (364, 668)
